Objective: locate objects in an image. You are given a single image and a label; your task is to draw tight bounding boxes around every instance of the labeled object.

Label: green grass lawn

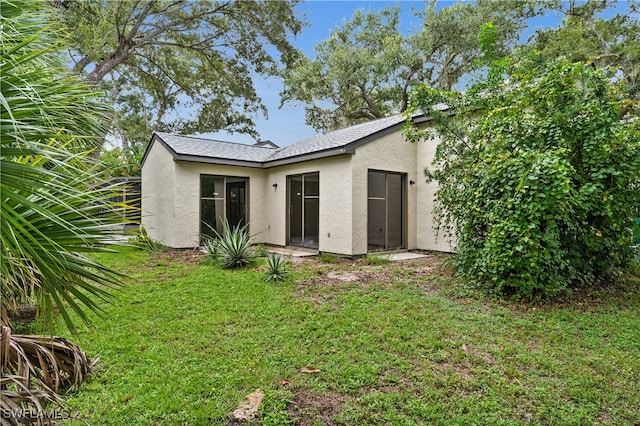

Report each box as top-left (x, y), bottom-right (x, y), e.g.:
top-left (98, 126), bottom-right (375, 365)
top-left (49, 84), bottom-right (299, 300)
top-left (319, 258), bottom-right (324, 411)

top-left (52, 247), bottom-right (639, 425)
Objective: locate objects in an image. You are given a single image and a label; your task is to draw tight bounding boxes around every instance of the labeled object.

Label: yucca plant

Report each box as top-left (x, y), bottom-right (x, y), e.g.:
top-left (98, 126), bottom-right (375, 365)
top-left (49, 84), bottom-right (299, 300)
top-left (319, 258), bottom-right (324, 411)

top-left (1, 1), bottom-right (126, 421)
top-left (201, 236), bottom-right (222, 261)
top-left (209, 220), bottom-right (256, 269)
top-left (263, 254), bottom-right (290, 282)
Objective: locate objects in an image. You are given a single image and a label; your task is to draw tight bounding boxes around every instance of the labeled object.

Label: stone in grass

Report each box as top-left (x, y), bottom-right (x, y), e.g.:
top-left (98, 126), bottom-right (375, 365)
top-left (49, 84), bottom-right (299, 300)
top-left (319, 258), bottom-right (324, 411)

top-left (228, 389), bottom-right (264, 423)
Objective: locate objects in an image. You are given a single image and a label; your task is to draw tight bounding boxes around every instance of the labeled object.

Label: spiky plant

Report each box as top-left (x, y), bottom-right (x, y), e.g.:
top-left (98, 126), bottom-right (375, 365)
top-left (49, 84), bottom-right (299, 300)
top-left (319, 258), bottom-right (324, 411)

top-left (210, 220), bottom-right (256, 269)
top-left (202, 237), bottom-right (222, 261)
top-left (263, 254), bottom-right (290, 282)
top-left (1, 0), bottom-right (125, 421)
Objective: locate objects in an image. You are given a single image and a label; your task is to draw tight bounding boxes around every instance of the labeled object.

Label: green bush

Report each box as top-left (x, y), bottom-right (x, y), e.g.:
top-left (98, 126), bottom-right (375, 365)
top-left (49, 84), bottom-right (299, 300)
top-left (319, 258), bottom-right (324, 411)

top-left (208, 220), bottom-right (255, 269)
top-left (201, 237), bottom-right (221, 261)
top-left (263, 253), bottom-right (290, 282)
top-left (407, 57), bottom-right (640, 300)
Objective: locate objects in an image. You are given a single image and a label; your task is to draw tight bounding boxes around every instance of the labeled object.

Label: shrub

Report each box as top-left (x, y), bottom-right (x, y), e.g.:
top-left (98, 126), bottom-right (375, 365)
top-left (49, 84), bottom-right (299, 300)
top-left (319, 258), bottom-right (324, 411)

top-left (209, 220), bottom-right (255, 269)
top-left (407, 57), bottom-right (640, 300)
top-left (202, 237), bottom-right (221, 261)
top-left (263, 253), bottom-right (290, 282)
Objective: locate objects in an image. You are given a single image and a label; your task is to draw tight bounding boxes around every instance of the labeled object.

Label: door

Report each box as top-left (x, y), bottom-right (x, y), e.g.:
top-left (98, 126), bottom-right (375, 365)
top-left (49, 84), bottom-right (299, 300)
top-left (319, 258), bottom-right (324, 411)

top-left (288, 173), bottom-right (319, 248)
top-left (368, 170), bottom-right (405, 251)
top-left (226, 180), bottom-right (247, 228)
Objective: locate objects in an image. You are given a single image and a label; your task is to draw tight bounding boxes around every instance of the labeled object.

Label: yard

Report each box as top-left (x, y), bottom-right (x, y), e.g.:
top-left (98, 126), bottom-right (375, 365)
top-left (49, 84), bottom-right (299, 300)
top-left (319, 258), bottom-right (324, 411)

top-left (44, 247), bottom-right (639, 425)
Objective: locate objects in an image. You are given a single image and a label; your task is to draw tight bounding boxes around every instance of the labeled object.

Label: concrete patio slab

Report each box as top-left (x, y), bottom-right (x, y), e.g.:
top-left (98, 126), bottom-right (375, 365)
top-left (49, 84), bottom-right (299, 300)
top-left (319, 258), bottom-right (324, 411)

top-left (380, 252), bottom-right (430, 261)
top-left (266, 246), bottom-right (318, 258)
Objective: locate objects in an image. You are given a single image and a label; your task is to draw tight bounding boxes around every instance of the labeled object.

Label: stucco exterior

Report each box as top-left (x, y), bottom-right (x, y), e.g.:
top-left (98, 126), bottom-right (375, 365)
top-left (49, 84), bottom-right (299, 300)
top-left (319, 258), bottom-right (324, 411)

top-left (141, 140), bottom-right (177, 247)
top-left (141, 114), bottom-right (454, 255)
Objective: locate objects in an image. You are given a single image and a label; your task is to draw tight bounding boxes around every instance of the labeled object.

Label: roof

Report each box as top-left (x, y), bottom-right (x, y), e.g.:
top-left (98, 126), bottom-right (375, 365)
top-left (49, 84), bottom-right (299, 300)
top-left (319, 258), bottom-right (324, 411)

top-left (143, 112), bottom-right (436, 168)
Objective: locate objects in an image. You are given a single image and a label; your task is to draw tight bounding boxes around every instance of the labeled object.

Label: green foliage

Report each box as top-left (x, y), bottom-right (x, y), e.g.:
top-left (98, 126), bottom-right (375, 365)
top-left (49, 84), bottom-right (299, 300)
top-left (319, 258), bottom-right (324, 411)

top-left (318, 252), bottom-right (340, 264)
top-left (129, 227), bottom-right (162, 252)
top-left (1, 0), bottom-right (125, 330)
top-left (201, 236), bottom-right (221, 262)
top-left (98, 145), bottom-right (144, 178)
top-left (59, 0), bottom-right (303, 145)
top-left (366, 254), bottom-right (391, 266)
top-left (253, 244), bottom-right (268, 258)
top-left (208, 220), bottom-right (256, 269)
top-left (281, 2), bottom-right (538, 131)
top-left (407, 56), bottom-right (640, 300)
top-left (526, 0), bottom-right (640, 116)
top-left (263, 254), bottom-right (290, 282)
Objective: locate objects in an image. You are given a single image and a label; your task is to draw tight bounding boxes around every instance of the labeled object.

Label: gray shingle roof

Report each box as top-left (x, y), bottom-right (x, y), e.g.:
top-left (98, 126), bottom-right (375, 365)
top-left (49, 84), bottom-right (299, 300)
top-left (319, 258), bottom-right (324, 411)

top-left (149, 112), bottom-right (433, 168)
top-left (267, 114), bottom-right (406, 161)
top-left (153, 132), bottom-right (276, 163)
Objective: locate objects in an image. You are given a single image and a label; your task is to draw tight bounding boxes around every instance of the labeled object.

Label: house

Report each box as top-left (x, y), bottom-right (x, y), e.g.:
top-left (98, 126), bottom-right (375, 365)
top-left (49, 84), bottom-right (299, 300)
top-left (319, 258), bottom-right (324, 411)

top-left (141, 113), bottom-right (452, 255)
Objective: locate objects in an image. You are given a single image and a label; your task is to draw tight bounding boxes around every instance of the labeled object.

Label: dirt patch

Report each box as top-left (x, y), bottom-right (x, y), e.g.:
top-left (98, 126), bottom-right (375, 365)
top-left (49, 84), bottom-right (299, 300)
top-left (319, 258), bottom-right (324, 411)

top-left (153, 248), bottom-right (203, 265)
top-left (294, 254), bottom-right (453, 304)
top-left (288, 388), bottom-right (345, 426)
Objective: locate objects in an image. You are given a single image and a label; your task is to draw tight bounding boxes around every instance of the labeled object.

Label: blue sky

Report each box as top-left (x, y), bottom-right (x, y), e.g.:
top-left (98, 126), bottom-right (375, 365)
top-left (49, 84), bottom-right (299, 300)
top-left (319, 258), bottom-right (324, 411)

top-left (203, 0), bottom-right (629, 147)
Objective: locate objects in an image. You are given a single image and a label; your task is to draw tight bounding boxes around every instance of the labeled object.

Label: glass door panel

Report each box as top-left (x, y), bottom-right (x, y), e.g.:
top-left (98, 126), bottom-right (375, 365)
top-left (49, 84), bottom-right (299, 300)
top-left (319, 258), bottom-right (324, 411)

top-left (288, 173), bottom-right (319, 248)
top-left (289, 176), bottom-right (303, 246)
top-left (367, 170), bottom-right (405, 251)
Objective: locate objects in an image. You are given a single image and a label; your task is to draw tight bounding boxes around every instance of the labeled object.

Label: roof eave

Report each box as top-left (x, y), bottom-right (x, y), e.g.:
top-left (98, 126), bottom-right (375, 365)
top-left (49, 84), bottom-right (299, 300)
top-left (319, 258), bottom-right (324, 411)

top-left (174, 154), bottom-right (264, 168)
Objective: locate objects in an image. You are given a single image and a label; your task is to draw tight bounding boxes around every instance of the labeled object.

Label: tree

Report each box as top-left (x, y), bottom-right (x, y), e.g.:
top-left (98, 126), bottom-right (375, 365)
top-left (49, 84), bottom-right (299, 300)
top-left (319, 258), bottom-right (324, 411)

top-left (527, 0), bottom-right (640, 116)
top-left (405, 55), bottom-right (640, 300)
top-left (56, 0), bottom-right (304, 147)
top-left (1, 0), bottom-right (126, 416)
top-left (280, 1), bottom-right (540, 131)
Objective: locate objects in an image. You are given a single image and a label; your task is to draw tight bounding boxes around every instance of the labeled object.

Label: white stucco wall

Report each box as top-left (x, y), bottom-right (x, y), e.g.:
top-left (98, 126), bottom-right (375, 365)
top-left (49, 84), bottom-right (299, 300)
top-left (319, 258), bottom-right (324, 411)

top-left (142, 124), bottom-right (453, 253)
top-left (141, 140), bottom-right (177, 247)
top-left (170, 161), bottom-right (268, 248)
top-left (264, 155), bottom-right (353, 255)
top-left (351, 131), bottom-right (419, 255)
top-left (416, 134), bottom-right (455, 252)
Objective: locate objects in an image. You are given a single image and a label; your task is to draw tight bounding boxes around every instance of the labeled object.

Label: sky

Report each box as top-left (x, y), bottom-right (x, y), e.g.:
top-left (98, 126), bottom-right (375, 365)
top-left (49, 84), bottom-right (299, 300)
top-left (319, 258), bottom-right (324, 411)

top-left (202, 0), bottom-right (629, 147)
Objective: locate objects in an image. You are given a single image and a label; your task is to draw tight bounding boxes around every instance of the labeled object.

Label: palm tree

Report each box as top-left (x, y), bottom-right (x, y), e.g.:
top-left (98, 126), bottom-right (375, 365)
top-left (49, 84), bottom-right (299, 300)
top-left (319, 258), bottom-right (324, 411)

top-left (1, 1), bottom-right (127, 420)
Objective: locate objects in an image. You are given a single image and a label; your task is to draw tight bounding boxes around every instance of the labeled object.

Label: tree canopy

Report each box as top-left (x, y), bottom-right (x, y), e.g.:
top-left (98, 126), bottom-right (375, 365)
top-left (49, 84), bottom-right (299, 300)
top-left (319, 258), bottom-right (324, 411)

top-left (58, 0), bottom-right (304, 147)
top-left (526, 0), bottom-right (640, 116)
top-left (280, 0), bottom-right (541, 131)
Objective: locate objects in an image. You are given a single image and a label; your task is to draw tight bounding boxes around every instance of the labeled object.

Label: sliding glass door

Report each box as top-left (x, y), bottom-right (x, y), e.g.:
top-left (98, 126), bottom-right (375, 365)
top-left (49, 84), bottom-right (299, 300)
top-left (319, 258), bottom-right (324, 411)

top-left (368, 170), bottom-right (405, 251)
top-left (288, 173), bottom-right (319, 248)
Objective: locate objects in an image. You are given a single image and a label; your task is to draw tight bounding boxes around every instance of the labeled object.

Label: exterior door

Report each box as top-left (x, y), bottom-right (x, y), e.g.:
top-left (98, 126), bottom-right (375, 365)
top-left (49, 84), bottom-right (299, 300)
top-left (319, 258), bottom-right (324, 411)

top-left (368, 170), bottom-right (405, 251)
top-left (288, 173), bottom-right (319, 248)
top-left (226, 180), bottom-right (247, 228)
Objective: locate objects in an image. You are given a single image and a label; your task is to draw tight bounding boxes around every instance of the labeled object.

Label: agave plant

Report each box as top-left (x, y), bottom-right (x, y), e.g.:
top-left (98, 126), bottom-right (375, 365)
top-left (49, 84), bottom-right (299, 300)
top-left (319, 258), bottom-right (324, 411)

top-left (1, 0), bottom-right (125, 421)
top-left (209, 220), bottom-right (256, 269)
top-left (263, 253), bottom-right (290, 282)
